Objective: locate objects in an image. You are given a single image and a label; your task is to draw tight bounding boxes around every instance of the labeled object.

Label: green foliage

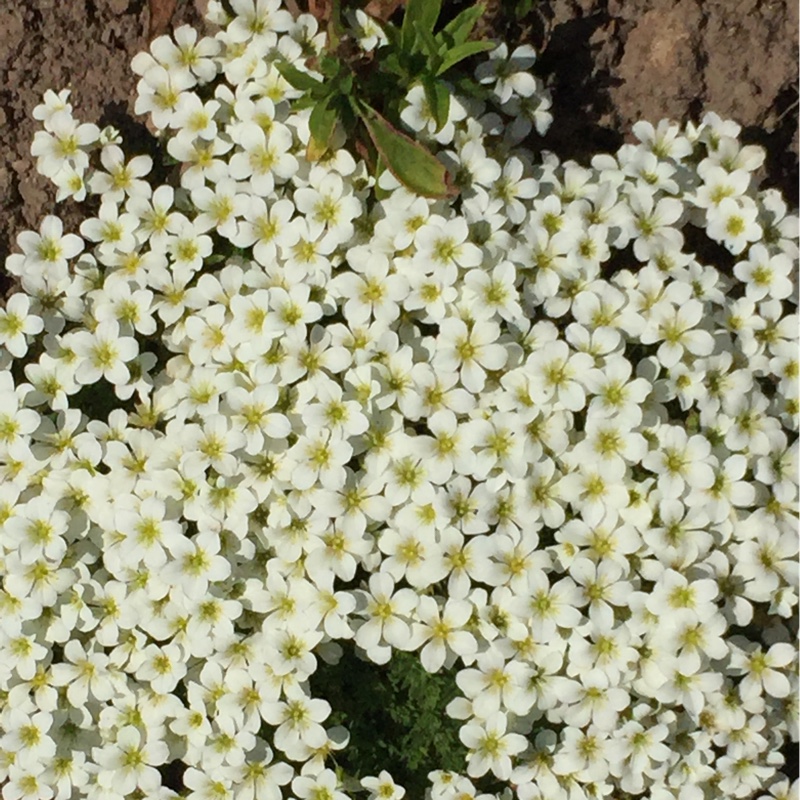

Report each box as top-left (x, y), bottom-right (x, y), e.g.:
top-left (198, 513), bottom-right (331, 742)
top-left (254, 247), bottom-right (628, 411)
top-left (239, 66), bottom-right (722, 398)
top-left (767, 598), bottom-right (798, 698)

top-left (309, 647), bottom-right (466, 796)
top-left (358, 103), bottom-right (455, 198)
top-left (505, 0), bottom-right (537, 19)
top-left (277, 0), bottom-right (493, 196)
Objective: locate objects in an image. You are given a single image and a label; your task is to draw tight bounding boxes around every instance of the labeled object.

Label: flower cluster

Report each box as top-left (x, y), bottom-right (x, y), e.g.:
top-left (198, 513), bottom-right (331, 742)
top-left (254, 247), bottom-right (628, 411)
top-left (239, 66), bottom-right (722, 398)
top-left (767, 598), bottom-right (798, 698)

top-left (0, 1), bottom-right (798, 800)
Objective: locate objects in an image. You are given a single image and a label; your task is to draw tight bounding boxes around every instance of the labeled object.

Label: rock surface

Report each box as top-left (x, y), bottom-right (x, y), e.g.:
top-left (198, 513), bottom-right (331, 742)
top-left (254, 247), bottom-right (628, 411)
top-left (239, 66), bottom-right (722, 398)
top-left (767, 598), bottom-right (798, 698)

top-left (0, 0), bottom-right (797, 274)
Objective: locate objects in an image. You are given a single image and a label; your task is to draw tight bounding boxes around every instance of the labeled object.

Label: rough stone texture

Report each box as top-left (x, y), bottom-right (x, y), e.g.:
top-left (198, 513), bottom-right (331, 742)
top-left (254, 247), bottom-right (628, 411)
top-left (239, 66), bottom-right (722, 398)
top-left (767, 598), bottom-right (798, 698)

top-left (0, 0), bottom-right (210, 275)
top-left (0, 0), bottom-right (797, 279)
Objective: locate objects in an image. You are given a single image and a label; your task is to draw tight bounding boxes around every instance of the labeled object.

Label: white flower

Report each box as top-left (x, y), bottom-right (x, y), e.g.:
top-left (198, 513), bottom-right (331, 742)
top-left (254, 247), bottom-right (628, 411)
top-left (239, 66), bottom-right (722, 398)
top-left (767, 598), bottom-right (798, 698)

top-left (525, 339), bottom-right (594, 411)
top-left (9, 216), bottom-right (84, 282)
top-left (92, 725), bottom-right (169, 796)
top-left (0, 709), bottom-right (56, 770)
top-left (49, 639), bottom-right (121, 707)
top-left (168, 132), bottom-right (232, 189)
top-left (2, 762), bottom-right (55, 800)
top-left (30, 109), bottom-right (99, 178)
top-left (455, 647), bottom-right (530, 719)
top-left (409, 595), bottom-right (477, 673)
top-left (191, 177), bottom-right (249, 238)
top-left (350, 9), bottom-right (388, 51)
top-left (0, 294), bottom-right (45, 358)
top-left (622, 186), bottom-right (684, 261)
top-left (706, 196), bottom-right (762, 254)
top-left (261, 685), bottom-right (330, 760)
top-left (166, 218), bottom-right (214, 274)
top-left (32, 89), bottom-right (73, 124)
top-left (606, 718), bottom-right (671, 793)
top-left (92, 282), bottom-right (157, 336)
top-left (400, 84), bottom-right (467, 143)
top-left (434, 317), bottom-right (507, 394)
top-left (227, 0), bottom-right (293, 44)
top-left (633, 119), bottom-right (693, 160)
top-left (289, 428), bottom-right (352, 491)
top-left (132, 641), bottom-right (187, 693)
top-left (642, 426), bottom-right (715, 499)
top-left (353, 571), bottom-right (417, 663)
top-left (734, 243), bottom-right (795, 301)
top-left (184, 768), bottom-right (233, 800)
top-left (728, 637), bottom-right (796, 700)
top-left (134, 64), bottom-right (195, 129)
top-left (361, 770), bottom-right (405, 800)
top-left (69, 319), bottom-right (139, 386)
top-left (642, 297), bottom-right (715, 368)
top-left (267, 284), bottom-right (323, 338)
top-left (292, 770), bottom-right (349, 800)
top-left (459, 711), bottom-right (528, 780)
top-left (414, 216), bottom-right (483, 280)
top-left (89, 145), bottom-right (152, 203)
top-left (294, 170), bottom-right (362, 244)
top-left (228, 122), bottom-right (297, 195)
top-left (462, 260), bottom-right (523, 322)
top-left (160, 529), bottom-right (232, 600)
top-left (475, 43), bottom-right (538, 104)
top-left (173, 92), bottom-right (221, 141)
top-left (230, 196), bottom-right (297, 266)
top-left (329, 251), bottom-right (408, 326)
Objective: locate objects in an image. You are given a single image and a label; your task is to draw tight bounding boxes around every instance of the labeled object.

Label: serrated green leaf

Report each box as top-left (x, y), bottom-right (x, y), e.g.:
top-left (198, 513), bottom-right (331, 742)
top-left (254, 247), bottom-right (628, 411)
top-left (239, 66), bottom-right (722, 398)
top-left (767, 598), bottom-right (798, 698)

top-left (402, 0), bottom-right (441, 52)
top-left (357, 104), bottom-right (452, 198)
top-left (274, 61), bottom-right (323, 92)
top-left (436, 39), bottom-right (495, 75)
top-left (441, 2), bottom-right (485, 46)
top-left (422, 76), bottom-right (450, 132)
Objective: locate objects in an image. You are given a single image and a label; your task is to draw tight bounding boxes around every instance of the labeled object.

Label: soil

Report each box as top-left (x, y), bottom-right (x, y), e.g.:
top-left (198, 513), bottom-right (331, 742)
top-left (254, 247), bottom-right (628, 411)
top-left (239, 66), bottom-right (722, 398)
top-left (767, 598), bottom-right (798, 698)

top-left (0, 0), bottom-right (797, 278)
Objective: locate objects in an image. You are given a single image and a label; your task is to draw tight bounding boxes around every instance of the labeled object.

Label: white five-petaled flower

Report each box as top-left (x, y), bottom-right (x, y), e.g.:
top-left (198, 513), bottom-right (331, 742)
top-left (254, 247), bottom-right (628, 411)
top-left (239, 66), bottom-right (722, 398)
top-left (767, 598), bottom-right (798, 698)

top-left (70, 319), bottom-right (139, 385)
top-left (459, 711), bottom-right (528, 779)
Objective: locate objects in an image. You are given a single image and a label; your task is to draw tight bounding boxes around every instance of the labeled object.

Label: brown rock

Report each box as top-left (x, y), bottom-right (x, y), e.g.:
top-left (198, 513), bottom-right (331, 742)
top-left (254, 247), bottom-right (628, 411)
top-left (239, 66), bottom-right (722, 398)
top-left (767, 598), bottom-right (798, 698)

top-left (615, 0), bottom-right (704, 125)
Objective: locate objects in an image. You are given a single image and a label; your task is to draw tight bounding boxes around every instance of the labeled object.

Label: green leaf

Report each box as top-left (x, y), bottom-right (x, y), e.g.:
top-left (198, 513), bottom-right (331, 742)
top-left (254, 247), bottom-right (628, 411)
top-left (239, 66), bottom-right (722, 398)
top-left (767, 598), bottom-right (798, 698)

top-left (318, 54), bottom-right (342, 78)
top-left (357, 103), bottom-right (452, 198)
top-left (435, 39), bottom-right (495, 75)
top-left (379, 51), bottom-right (407, 78)
top-left (307, 96), bottom-right (338, 161)
top-left (413, 19), bottom-right (442, 62)
top-left (382, 19), bottom-right (402, 50)
top-left (421, 76), bottom-right (450, 132)
top-left (452, 73), bottom-right (493, 100)
top-left (337, 72), bottom-right (354, 96)
top-left (441, 2), bottom-right (486, 46)
top-left (514, 0), bottom-right (535, 18)
top-left (291, 95), bottom-right (318, 111)
top-left (274, 61), bottom-right (323, 92)
top-left (401, 0), bottom-right (441, 52)
top-left (327, 0), bottom-right (345, 48)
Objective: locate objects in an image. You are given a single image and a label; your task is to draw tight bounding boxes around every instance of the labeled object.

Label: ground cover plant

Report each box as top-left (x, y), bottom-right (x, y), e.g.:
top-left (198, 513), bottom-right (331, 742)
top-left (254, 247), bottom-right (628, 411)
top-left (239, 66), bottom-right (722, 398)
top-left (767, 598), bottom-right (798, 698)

top-left (0, 1), bottom-right (798, 799)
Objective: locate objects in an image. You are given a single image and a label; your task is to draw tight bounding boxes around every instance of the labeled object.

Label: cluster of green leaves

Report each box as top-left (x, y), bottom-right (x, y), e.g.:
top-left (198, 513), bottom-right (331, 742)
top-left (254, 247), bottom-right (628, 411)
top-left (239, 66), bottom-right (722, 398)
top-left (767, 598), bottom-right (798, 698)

top-left (309, 646), bottom-right (466, 797)
top-left (276, 0), bottom-right (494, 197)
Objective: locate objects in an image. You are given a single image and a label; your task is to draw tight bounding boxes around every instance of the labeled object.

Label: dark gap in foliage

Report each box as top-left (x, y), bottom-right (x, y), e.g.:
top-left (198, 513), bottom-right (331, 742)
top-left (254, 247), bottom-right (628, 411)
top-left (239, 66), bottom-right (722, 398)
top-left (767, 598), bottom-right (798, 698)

top-left (309, 645), bottom-right (465, 797)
